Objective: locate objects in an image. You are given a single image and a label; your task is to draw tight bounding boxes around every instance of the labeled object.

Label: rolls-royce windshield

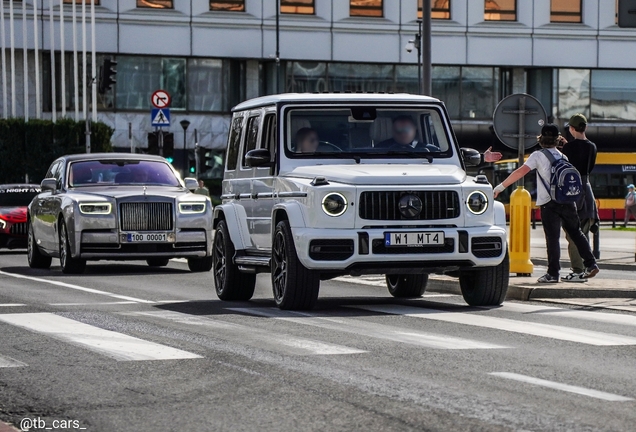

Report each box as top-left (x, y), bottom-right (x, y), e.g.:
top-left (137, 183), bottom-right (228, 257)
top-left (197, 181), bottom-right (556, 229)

top-left (286, 107), bottom-right (452, 158)
top-left (69, 160), bottom-right (181, 187)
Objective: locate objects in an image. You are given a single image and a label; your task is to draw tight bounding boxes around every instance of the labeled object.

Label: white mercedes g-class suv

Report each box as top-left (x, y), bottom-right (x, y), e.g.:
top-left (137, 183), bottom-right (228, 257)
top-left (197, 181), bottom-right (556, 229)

top-left (213, 93), bottom-right (509, 310)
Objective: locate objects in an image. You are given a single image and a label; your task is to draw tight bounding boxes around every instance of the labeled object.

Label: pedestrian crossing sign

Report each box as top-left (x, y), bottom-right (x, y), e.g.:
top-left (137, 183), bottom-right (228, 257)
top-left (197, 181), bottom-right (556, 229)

top-left (151, 108), bottom-right (171, 127)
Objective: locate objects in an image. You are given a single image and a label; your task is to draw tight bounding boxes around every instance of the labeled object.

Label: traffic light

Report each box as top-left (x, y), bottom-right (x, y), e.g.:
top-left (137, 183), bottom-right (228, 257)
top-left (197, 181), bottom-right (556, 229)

top-left (98, 57), bottom-right (117, 94)
top-left (163, 133), bottom-right (174, 163)
top-left (188, 150), bottom-right (196, 175)
top-left (147, 132), bottom-right (159, 155)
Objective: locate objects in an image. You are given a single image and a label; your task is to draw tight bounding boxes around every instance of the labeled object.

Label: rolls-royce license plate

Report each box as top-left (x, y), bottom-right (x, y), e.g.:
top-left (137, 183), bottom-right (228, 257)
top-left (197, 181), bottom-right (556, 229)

top-left (126, 232), bottom-right (172, 243)
top-left (384, 231), bottom-right (445, 247)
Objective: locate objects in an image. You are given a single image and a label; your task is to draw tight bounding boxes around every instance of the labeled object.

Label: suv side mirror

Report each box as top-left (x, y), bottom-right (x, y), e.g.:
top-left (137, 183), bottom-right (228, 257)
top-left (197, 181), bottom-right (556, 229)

top-left (245, 149), bottom-right (273, 168)
top-left (41, 178), bottom-right (57, 192)
top-left (184, 177), bottom-right (198, 191)
top-left (460, 148), bottom-right (482, 167)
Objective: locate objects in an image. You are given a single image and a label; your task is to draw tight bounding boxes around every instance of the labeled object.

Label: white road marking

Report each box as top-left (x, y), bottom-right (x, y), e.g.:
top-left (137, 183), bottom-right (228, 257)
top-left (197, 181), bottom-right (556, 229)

top-left (49, 301), bottom-right (139, 306)
top-left (0, 313), bottom-right (201, 361)
top-left (333, 276), bottom-right (384, 287)
top-left (0, 270), bottom-right (154, 304)
top-left (498, 302), bottom-right (636, 327)
top-left (489, 372), bottom-right (634, 402)
top-left (0, 354), bottom-right (27, 368)
top-left (228, 308), bottom-right (508, 350)
top-left (0, 304), bottom-right (27, 307)
top-left (127, 311), bottom-right (366, 356)
top-left (351, 304), bottom-right (636, 346)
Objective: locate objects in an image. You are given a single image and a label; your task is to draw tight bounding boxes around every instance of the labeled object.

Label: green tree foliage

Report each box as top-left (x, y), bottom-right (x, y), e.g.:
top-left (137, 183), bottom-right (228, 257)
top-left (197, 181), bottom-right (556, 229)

top-left (0, 118), bottom-right (113, 184)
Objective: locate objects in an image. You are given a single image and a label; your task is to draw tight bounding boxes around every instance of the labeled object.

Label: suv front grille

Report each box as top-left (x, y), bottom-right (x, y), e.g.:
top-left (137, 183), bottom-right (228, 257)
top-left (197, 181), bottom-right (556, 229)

top-left (120, 202), bottom-right (173, 232)
top-left (359, 191), bottom-right (460, 221)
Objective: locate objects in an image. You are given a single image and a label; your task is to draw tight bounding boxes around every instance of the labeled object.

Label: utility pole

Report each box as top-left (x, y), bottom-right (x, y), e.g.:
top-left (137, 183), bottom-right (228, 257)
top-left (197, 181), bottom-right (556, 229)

top-left (276, 0), bottom-right (280, 94)
top-left (421, 0), bottom-right (432, 96)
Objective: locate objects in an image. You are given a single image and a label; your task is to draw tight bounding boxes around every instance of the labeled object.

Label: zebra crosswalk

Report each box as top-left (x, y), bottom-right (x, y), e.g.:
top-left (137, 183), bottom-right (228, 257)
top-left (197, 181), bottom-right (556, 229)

top-left (2, 299), bottom-right (636, 369)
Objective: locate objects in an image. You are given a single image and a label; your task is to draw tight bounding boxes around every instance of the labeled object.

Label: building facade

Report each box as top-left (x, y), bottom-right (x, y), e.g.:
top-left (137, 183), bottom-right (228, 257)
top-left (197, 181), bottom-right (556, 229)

top-left (2, 0), bottom-right (636, 154)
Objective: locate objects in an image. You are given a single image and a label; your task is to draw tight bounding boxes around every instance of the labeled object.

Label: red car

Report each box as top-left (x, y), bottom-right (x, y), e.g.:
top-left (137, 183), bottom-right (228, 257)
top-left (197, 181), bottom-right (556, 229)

top-left (0, 184), bottom-right (41, 249)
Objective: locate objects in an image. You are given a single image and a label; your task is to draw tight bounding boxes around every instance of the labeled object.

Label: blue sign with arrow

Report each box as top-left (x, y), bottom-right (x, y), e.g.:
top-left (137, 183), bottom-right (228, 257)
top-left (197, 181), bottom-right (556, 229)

top-left (151, 108), bottom-right (170, 127)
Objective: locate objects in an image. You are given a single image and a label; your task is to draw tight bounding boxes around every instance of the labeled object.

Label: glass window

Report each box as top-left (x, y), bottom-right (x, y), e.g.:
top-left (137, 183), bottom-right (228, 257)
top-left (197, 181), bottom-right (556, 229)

top-left (63, 1), bottom-right (101, 4)
top-left (261, 114), bottom-right (276, 152)
top-left (280, 0), bottom-right (314, 14)
top-left (242, 116), bottom-right (261, 167)
top-left (137, 0), bottom-right (173, 8)
top-left (226, 117), bottom-right (244, 171)
top-left (350, 0), bottom-right (383, 17)
top-left (328, 63), bottom-right (395, 93)
top-left (286, 107), bottom-right (451, 158)
top-left (210, 0), bottom-right (244, 11)
top-left (591, 69), bottom-right (636, 121)
top-left (550, 0), bottom-right (582, 23)
top-left (394, 65), bottom-right (420, 95)
top-left (116, 57), bottom-right (185, 110)
top-left (0, 187), bottom-right (40, 207)
top-left (460, 67), bottom-right (499, 119)
top-left (285, 62), bottom-right (327, 93)
top-left (418, 0), bottom-right (451, 20)
top-left (188, 59), bottom-right (224, 112)
top-left (432, 66), bottom-right (461, 119)
top-left (558, 68), bottom-right (590, 119)
top-left (484, 0), bottom-right (516, 21)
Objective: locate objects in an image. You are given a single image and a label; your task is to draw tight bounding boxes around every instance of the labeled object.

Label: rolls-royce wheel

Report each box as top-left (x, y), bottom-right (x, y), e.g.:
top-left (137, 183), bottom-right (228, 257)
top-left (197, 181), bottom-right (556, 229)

top-left (385, 274), bottom-right (429, 298)
top-left (146, 258), bottom-right (170, 267)
top-left (27, 221), bottom-right (51, 269)
top-left (459, 251), bottom-right (510, 306)
top-left (271, 220), bottom-right (320, 310)
top-left (188, 257), bottom-right (213, 272)
top-left (213, 220), bottom-right (256, 301)
top-left (59, 221), bottom-right (86, 274)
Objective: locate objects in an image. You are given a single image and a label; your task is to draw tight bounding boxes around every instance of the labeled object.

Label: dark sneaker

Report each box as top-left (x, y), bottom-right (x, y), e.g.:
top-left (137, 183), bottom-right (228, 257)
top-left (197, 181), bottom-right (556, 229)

top-left (537, 274), bottom-right (559, 283)
top-left (561, 272), bottom-right (588, 283)
top-left (583, 264), bottom-right (600, 279)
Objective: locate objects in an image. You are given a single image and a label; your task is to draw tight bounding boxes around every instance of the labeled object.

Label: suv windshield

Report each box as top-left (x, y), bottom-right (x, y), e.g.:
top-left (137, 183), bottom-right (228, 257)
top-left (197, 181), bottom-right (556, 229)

top-left (286, 106), bottom-right (452, 159)
top-left (69, 160), bottom-right (181, 187)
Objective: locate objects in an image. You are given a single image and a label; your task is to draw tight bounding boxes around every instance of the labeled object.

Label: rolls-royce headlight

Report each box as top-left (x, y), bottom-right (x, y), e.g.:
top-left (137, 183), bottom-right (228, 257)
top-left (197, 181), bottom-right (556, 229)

top-left (466, 191), bottom-right (488, 215)
top-left (179, 202), bottom-right (206, 214)
top-left (322, 193), bottom-right (347, 217)
top-left (79, 203), bottom-right (112, 215)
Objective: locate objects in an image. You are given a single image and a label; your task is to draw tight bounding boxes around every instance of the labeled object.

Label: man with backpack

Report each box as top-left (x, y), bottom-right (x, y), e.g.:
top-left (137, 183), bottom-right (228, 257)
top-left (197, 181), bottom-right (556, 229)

top-left (560, 114), bottom-right (599, 283)
top-left (494, 124), bottom-right (600, 283)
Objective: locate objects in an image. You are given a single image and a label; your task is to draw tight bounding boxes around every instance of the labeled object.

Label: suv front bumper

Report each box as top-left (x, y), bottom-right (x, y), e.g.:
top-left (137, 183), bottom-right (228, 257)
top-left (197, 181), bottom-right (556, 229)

top-left (292, 226), bottom-right (507, 272)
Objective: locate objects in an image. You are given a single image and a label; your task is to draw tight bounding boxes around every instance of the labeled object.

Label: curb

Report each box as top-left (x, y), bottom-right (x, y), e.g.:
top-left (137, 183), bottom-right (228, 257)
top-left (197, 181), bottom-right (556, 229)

top-left (427, 277), bottom-right (636, 301)
top-left (532, 259), bottom-right (635, 273)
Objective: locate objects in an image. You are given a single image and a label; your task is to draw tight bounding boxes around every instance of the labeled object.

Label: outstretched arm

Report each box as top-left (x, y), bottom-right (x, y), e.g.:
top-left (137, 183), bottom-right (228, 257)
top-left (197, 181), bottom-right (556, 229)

top-left (493, 165), bottom-right (531, 198)
top-left (483, 146), bottom-right (503, 163)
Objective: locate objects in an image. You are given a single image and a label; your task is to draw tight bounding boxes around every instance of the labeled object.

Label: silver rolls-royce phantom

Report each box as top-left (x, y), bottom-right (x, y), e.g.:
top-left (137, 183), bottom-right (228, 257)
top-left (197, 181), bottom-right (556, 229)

top-left (27, 153), bottom-right (213, 274)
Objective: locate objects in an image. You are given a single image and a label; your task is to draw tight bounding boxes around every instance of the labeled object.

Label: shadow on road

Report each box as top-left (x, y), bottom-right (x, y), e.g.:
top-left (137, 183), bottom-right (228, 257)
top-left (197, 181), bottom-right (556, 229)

top-left (0, 263), bottom-right (190, 277)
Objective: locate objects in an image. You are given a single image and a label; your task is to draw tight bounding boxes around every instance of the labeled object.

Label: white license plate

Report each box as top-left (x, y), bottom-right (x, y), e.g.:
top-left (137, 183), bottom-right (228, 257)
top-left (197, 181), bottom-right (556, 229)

top-left (125, 232), bottom-right (172, 243)
top-left (384, 231), bottom-right (445, 247)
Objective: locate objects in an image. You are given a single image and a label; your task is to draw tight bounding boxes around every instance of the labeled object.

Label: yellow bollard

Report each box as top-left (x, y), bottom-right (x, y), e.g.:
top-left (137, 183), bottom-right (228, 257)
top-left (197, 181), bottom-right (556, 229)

top-left (509, 186), bottom-right (534, 276)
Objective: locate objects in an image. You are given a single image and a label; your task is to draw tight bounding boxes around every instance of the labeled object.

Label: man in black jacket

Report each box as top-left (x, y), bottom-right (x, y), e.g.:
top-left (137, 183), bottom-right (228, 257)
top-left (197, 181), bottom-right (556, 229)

top-left (560, 113), bottom-right (599, 283)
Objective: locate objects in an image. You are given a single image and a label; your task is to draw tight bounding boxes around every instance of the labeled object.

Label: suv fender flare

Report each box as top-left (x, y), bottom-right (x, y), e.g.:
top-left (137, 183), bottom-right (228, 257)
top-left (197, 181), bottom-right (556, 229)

top-left (213, 203), bottom-right (253, 251)
top-left (494, 201), bottom-right (506, 228)
top-left (272, 201), bottom-right (307, 229)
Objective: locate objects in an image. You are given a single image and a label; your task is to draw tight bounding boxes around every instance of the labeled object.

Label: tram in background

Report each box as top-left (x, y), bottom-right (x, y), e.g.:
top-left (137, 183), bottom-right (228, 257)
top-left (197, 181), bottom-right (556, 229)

top-left (484, 152), bottom-right (636, 221)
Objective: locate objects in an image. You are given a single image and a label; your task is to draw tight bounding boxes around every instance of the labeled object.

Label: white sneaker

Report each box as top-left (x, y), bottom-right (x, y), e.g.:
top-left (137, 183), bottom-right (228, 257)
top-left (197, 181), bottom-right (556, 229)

top-left (561, 272), bottom-right (588, 283)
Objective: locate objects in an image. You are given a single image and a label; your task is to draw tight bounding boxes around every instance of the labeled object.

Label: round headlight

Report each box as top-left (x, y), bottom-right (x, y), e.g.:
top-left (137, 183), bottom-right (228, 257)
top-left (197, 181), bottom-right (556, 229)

top-left (466, 191), bottom-right (488, 215)
top-left (322, 193), bottom-right (347, 217)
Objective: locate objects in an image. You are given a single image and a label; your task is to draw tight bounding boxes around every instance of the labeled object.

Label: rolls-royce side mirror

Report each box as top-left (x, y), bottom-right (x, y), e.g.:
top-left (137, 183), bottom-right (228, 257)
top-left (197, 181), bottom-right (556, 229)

top-left (460, 148), bottom-right (482, 167)
top-left (41, 178), bottom-right (57, 192)
top-left (184, 177), bottom-right (198, 191)
top-left (245, 149), bottom-right (273, 168)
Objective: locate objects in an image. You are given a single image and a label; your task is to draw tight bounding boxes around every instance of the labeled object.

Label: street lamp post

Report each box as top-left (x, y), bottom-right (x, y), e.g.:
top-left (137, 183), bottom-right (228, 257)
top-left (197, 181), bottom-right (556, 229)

top-left (421, 0), bottom-right (432, 95)
top-left (180, 119), bottom-right (190, 178)
top-left (405, 20), bottom-right (423, 95)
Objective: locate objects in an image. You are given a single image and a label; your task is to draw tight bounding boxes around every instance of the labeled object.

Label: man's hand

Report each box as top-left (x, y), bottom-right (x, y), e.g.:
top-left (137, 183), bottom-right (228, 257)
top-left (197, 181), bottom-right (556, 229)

top-left (484, 147), bottom-right (502, 163)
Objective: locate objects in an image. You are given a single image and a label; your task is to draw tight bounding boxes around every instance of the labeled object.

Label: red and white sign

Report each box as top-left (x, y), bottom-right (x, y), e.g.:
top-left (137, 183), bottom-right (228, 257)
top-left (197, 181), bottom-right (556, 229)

top-left (151, 90), bottom-right (171, 109)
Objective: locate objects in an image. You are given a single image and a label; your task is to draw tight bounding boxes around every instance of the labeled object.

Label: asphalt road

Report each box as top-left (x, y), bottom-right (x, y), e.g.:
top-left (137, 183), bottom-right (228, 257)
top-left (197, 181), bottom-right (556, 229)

top-left (2, 251), bottom-right (636, 431)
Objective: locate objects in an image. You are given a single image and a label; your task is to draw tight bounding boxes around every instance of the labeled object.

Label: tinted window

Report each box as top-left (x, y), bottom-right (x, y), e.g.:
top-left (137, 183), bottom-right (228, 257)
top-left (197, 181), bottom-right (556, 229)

top-left (226, 117), bottom-right (244, 171)
top-left (0, 188), bottom-right (41, 207)
top-left (242, 116), bottom-right (261, 167)
top-left (261, 114), bottom-right (276, 153)
top-left (69, 160), bottom-right (180, 187)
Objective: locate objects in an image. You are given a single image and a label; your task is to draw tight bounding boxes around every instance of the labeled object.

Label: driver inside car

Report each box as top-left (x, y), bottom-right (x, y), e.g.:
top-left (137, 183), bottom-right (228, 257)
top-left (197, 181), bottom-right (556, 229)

top-left (295, 127), bottom-right (320, 153)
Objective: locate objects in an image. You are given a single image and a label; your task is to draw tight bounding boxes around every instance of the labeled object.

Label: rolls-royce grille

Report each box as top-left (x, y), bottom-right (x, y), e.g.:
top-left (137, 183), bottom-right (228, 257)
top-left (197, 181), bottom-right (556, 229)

top-left (359, 191), bottom-right (460, 221)
top-left (9, 222), bottom-right (27, 235)
top-left (120, 202), bottom-right (173, 232)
